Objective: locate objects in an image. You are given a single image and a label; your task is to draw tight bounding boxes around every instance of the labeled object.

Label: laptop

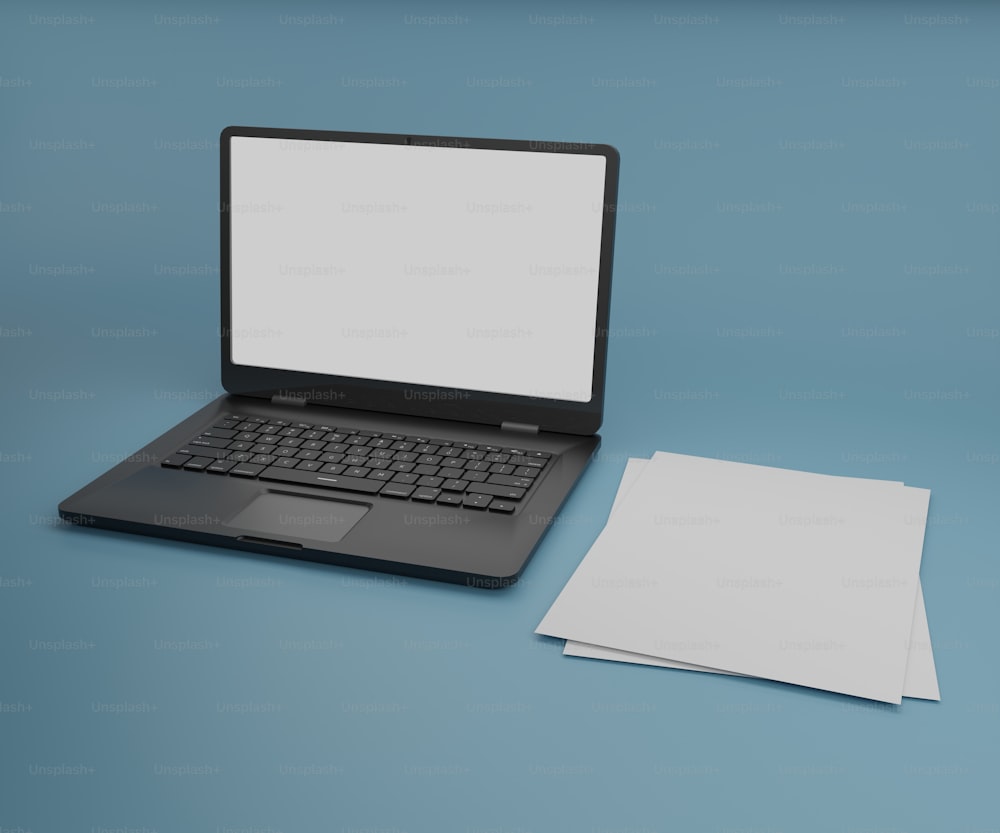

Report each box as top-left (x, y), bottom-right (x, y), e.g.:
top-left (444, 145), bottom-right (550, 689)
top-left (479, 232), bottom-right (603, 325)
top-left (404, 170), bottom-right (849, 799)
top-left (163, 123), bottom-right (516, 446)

top-left (59, 126), bottom-right (620, 588)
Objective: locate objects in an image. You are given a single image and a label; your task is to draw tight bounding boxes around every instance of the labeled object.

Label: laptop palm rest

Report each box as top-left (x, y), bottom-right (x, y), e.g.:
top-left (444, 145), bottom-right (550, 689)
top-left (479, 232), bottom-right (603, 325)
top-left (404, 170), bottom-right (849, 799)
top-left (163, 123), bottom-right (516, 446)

top-left (228, 492), bottom-right (369, 544)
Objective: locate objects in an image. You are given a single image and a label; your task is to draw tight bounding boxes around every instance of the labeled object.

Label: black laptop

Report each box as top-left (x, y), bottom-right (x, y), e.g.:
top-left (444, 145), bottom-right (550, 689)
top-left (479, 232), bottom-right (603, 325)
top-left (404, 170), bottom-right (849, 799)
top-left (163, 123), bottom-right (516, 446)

top-left (59, 126), bottom-right (619, 587)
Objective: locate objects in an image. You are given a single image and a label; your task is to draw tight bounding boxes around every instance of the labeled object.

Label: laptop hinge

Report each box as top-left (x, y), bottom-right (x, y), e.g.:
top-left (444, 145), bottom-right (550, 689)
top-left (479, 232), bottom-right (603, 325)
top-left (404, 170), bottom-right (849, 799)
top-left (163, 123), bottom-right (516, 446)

top-left (271, 394), bottom-right (308, 407)
top-left (501, 421), bottom-right (539, 435)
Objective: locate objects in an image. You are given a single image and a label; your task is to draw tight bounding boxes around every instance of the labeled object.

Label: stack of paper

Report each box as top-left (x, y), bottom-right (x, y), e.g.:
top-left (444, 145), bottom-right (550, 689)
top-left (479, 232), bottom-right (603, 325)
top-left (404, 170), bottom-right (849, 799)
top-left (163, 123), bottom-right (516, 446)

top-left (537, 452), bottom-right (939, 704)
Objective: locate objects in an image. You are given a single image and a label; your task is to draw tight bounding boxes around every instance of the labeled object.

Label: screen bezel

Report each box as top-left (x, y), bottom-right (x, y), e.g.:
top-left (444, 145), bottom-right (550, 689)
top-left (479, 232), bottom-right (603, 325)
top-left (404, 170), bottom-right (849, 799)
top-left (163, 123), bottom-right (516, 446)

top-left (220, 125), bottom-right (619, 436)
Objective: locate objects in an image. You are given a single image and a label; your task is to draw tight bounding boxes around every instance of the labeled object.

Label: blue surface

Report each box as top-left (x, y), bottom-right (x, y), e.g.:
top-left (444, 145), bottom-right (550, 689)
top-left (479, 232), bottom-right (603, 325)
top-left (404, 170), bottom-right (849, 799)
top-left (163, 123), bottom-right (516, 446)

top-left (2, 3), bottom-right (998, 831)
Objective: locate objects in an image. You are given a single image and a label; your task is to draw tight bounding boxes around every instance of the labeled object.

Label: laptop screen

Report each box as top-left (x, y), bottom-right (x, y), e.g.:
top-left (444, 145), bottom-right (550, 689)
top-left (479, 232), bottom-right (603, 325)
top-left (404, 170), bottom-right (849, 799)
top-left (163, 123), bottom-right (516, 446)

top-left (228, 136), bottom-right (608, 404)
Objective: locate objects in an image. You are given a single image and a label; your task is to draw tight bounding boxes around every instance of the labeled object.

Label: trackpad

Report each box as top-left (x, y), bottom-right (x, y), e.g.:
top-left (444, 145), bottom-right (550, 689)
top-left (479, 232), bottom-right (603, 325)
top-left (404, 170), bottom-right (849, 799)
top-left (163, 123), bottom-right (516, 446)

top-left (228, 492), bottom-right (369, 544)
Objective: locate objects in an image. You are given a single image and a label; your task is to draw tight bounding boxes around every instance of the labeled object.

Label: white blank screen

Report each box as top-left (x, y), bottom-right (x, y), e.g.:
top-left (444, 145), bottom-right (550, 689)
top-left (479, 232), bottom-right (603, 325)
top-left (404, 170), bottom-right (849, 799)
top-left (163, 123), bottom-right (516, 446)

top-left (229, 136), bottom-right (607, 402)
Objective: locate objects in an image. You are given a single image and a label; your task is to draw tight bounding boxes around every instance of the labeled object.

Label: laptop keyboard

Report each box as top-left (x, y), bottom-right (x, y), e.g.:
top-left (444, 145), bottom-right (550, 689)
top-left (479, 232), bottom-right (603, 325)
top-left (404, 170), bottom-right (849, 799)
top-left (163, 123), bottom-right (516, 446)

top-left (161, 413), bottom-right (552, 513)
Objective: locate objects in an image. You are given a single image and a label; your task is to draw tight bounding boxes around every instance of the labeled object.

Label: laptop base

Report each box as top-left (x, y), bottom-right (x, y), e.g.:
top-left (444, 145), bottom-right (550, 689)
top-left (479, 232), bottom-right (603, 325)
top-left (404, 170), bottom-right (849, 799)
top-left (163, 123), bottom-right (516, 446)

top-left (59, 395), bottom-right (599, 588)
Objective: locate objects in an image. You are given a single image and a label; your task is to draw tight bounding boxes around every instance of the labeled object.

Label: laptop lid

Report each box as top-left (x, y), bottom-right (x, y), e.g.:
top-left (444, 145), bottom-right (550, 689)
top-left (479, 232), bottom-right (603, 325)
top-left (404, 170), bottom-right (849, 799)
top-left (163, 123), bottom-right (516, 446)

top-left (219, 126), bottom-right (619, 435)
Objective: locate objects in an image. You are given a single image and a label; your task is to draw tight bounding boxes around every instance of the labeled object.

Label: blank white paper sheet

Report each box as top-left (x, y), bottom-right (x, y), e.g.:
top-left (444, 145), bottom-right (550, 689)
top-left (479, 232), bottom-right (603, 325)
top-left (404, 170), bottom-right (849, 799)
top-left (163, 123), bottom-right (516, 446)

top-left (536, 452), bottom-right (932, 703)
top-left (562, 458), bottom-right (940, 702)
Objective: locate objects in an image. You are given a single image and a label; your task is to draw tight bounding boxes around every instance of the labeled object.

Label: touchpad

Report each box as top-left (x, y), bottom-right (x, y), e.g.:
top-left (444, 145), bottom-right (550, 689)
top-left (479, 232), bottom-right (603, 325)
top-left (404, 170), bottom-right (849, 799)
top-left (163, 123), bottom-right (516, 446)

top-left (227, 492), bottom-right (369, 544)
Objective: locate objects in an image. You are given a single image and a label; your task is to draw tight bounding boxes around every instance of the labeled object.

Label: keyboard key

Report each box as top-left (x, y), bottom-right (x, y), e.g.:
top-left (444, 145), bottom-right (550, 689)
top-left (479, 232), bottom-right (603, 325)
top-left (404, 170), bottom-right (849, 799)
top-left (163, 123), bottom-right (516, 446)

top-left (441, 458), bottom-right (465, 469)
top-left (438, 446), bottom-right (461, 457)
top-left (369, 437), bottom-right (393, 448)
top-left (484, 453), bottom-right (509, 463)
top-left (199, 428), bottom-right (236, 439)
top-left (461, 470), bottom-right (488, 483)
top-left (295, 449), bottom-right (320, 460)
top-left (190, 436), bottom-right (232, 449)
top-left (380, 483), bottom-right (415, 498)
top-left (257, 424), bottom-right (280, 434)
top-left (436, 493), bottom-right (464, 506)
top-left (358, 430), bottom-right (381, 437)
top-left (257, 436), bottom-right (280, 446)
top-left (161, 454), bottom-right (191, 468)
top-left (231, 463), bottom-right (265, 478)
top-left (464, 460), bottom-right (491, 472)
top-left (463, 493), bottom-right (493, 510)
top-left (275, 457), bottom-right (299, 468)
top-left (259, 467), bottom-right (383, 493)
top-left (295, 460), bottom-right (323, 471)
top-left (489, 463), bottom-right (515, 475)
top-left (489, 501), bottom-right (517, 514)
top-left (367, 458), bottom-right (390, 469)
top-left (487, 474), bottom-right (534, 489)
top-left (413, 464), bottom-right (441, 477)
top-left (390, 441), bottom-right (414, 451)
top-left (389, 461), bottom-right (415, 473)
top-left (212, 419), bottom-right (239, 430)
top-left (416, 454), bottom-right (442, 465)
top-left (250, 454), bottom-right (277, 466)
top-left (345, 466), bottom-right (370, 478)
top-left (525, 450), bottom-right (551, 459)
top-left (412, 488), bottom-right (441, 502)
top-left (278, 427), bottom-right (302, 437)
top-left (416, 475), bottom-right (444, 488)
top-left (301, 430), bottom-right (325, 441)
top-left (391, 472), bottom-right (419, 485)
top-left (441, 479), bottom-right (467, 493)
top-left (323, 442), bottom-right (349, 454)
top-left (461, 449), bottom-right (486, 461)
top-left (206, 459), bottom-right (237, 474)
top-left (414, 444), bottom-right (439, 455)
top-left (235, 432), bottom-right (259, 442)
top-left (318, 453), bottom-right (344, 464)
top-left (227, 441), bottom-right (253, 452)
top-left (273, 447), bottom-right (297, 457)
top-left (368, 469), bottom-right (394, 481)
top-left (320, 463), bottom-right (346, 475)
top-left (469, 483), bottom-right (526, 500)
top-left (177, 446), bottom-right (230, 460)
top-left (343, 455), bottom-right (370, 467)
top-left (513, 466), bottom-right (540, 478)
top-left (393, 451), bottom-right (418, 463)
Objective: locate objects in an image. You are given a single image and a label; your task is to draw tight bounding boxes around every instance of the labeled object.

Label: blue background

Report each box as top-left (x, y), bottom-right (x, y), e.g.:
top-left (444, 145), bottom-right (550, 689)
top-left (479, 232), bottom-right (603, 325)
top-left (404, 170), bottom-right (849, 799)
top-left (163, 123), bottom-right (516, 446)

top-left (2, 2), bottom-right (998, 831)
